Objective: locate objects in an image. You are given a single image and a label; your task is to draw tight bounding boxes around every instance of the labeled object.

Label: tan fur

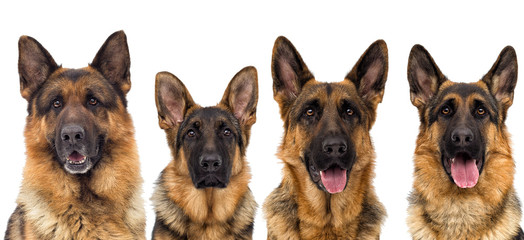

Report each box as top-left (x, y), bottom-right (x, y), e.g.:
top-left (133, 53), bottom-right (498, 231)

top-left (151, 67), bottom-right (258, 240)
top-left (407, 78), bottom-right (522, 238)
top-left (7, 31), bottom-right (145, 240)
top-left (264, 80), bottom-right (385, 240)
top-left (264, 37), bottom-right (388, 240)
top-left (7, 69), bottom-right (145, 240)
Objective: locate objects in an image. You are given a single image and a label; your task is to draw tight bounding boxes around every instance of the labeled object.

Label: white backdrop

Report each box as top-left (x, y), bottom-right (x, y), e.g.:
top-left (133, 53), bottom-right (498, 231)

top-left (1, 1), bottom-right (523, 239)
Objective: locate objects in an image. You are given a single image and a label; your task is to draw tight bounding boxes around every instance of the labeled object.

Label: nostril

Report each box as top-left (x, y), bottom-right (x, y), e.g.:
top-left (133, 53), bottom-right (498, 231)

top-left (339, 146), bottom-right (347, 153)
top-left (63, 134), bottom-right (70, 141)
top-left (75, 133), bottom-right (83, 140)
top-left (326, 147), bottom-right (333, 154)
top-left (465, 136), bottom-right (472, 142)
top-left (213, 161), bottom-right (220, 167)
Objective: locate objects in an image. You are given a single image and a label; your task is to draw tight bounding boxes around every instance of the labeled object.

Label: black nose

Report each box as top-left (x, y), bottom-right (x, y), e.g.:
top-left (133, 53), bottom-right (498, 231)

top-left (451, 127), bottom-right (474, 147)
top-left (322, 137), bottom-right (347, 158)
top-left (200, 154), bottom-right (222, 172)
top-left (61, 124), bottom-right (85, 145)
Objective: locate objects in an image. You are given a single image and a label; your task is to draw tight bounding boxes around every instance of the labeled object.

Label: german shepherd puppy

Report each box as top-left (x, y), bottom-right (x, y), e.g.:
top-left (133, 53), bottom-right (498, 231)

top-left (4, 31), bottom-right (145, 239)
top-left (263, 37), bottom-right (388, 239)
top-left (151, 67), bottom-right (258, 239)
top-left (407, 44), bottom-right (524, 239)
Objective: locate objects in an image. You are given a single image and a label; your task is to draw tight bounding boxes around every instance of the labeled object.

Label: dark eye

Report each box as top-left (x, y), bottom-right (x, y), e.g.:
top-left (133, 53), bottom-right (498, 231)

top-left (477, 107), bottom-right (486, 116)
top-left (52, 99), bottom-right (62, 108)
top-left (346, 107), bottom-right (354, 116)
top-left (306, 108), bottom-right (314, 116)
top-left (441, 106), bottom-right (451, 115)
top-left (223, 128), bottom-right (231, 136)
top-left (187, 130), bottom-right (196, 138)
top-left (88, 97), bottom-right (98, 106)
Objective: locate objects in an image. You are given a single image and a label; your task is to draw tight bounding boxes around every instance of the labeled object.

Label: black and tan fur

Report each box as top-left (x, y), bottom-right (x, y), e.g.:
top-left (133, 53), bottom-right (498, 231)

top-left (263, 36), bottom-right (388, 239)
top-left (5, 31), bottom-right (145, 239)
top-left (151, 67), bottom-right (258, 239)
top-left (407, 44), bottom-right (524, 239)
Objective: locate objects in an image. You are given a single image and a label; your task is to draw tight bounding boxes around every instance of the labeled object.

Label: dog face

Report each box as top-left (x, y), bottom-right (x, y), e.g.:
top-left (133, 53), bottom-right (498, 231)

top-left (408, 44), bottom-right (517, 188)
top-left (271, 37), bottom-right (388, 194)
top-left (155, 67), bottom-right (258, 188)
top-left (18, 31), bottom-right (132, 174)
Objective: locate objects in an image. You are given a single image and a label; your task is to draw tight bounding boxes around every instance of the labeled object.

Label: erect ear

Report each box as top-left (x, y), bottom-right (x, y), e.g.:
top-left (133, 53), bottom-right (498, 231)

top-left (271, 36), bottom-right (314, 118)
top-left (18, 35), bottom-right (59, 100)
top-left (481, 46), bottom-right (518, 113)
top-left (407, 44), bottom-right (447, 109)
top-left (345, 40), bottom-right (389, 108)
top-left (155, 71), bottom-right (196, 130)
top-left (91, 30), bottom-right (131, 95)
top-left (220, 66), bottom-right (258, 127)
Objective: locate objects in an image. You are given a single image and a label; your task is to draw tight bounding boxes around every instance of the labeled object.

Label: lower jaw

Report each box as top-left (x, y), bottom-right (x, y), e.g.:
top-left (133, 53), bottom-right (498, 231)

top-left (64, 161), bottom-right (92, 174)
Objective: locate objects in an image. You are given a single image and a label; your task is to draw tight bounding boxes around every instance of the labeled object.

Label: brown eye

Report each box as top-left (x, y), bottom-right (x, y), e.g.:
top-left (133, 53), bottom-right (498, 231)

top-left (441, 106), bottom-right (451, 115)
top-left (187, 130), bottom-right (196, 138)
top-left (223, 129), bottom-right (231, 136)
top-left (306, 108), bottom-right (314, 116)
top-left (88, 97), bottom-right (98, 106)
top-left (477, 107), bottom-right (486, 115)
top-left (346, 108), bottom-right (354, 116)
top-left (53, 99), bottom-right (62, 108)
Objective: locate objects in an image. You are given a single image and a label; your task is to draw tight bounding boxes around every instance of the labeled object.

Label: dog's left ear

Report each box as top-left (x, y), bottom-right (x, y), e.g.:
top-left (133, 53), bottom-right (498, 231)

top-left (345, 40), bottom-right (388, 108)
top-left (481, 46), bottom-right (518, 116)
top-left (220, 66), bottom-right (258, 127)
top-left (91, 30), bottom-right (131, 95)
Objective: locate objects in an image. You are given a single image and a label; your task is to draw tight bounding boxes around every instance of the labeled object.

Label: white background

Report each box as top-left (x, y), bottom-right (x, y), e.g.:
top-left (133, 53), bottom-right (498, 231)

top-left (1, 1), bottom-right (523, 239)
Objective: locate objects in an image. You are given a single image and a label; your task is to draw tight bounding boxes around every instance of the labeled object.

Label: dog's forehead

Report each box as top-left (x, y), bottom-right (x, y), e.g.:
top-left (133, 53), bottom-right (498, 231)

top-left (298, 81), bottom-right (358, 103)
top-left (437, 82), bottom-right (494, 105)
top-left (185, 107), bottom-right (238, 128)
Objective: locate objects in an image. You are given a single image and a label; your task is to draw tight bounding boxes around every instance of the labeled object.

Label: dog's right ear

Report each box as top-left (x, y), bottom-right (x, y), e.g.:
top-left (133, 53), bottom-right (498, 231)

top-left (18, 36), bottom-right (59, 100)
top-left (155, 72), bottom-right (196, 130)
top-left (272, 36), bottom-right (314, 118)
top-left (407, 44), bottom-right (447, 109)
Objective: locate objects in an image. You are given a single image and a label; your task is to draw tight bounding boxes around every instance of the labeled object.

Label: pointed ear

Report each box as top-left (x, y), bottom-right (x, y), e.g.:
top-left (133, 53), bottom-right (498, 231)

top-left (481, 46), bottom-right (518, 113)
top-left (91, 30), bottom-right (131, 95)
top-left (271, 36), bottom-right (314, 117)
top-left (155, 72), bottom-right (196, 130)
top-left (18, 35), bottom-right (59, 100)
top-left (220, 66), bottom-right (258, 127)
top-left (407, 44), bottom-right (447, 109)
top-left (345, 40), bottom-right (389, 107)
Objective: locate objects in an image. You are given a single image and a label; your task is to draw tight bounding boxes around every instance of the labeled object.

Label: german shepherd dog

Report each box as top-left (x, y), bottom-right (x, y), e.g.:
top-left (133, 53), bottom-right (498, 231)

top-left (4, 31), bottom-right (146, 240)
top-left (263, 37), bottom-right (388, 239)
top-left (407, 44), bottom-right (524, 239)
top-left (151, 67), bottom-right (258, 239)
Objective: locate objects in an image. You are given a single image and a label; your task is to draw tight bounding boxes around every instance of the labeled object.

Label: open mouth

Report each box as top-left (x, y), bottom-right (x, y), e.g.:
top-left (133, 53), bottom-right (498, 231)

top-left (320, 166), bottom-right (347, 194)
top-left (443, 152), bottom-right (483, 188)
top-left (63, 150), bottom-right (93, 174)
top-left (67, 151), bottom-right (87, 165)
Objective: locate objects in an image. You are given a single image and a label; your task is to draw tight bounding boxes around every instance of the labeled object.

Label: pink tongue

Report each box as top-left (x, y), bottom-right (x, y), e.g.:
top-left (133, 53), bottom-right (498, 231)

top-left (450, 155), bottom-right (479, 188)
top-left (320, 168), bottom-right (347, 194)
top-left (69, 151), bottom-right (85, 162)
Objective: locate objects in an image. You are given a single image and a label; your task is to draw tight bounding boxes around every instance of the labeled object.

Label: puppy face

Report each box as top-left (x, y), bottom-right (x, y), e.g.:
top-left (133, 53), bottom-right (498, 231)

top-left (155, 67), bottom-right (258, 188)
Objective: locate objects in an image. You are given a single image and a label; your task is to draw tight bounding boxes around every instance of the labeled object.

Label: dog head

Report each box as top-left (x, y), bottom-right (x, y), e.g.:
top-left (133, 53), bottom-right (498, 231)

top-left (271, 37), bottom-right (388, 194)
top-left (408, 44), bottom-right (517, 188)
top-left (155, 67), bottom-right (258, 188)
top-left (19, 31), bottom-right (132, 174)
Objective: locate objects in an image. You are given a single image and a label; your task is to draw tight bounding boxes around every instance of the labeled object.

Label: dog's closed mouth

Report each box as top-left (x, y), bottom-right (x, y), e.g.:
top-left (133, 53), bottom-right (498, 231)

top-left (320, 167), bottom-right (347, 194)
top-left (444, 152), bottom-right (482, 188)
top-left (67, 151), bottom-right (87, 165)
